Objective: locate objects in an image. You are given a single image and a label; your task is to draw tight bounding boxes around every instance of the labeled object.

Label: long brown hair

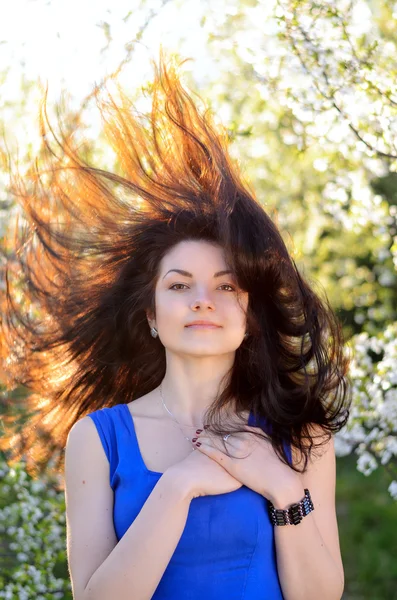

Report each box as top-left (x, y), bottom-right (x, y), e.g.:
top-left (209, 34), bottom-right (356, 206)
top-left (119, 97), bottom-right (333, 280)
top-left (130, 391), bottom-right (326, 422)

top-left (0, 49), bottom-right (351, 480)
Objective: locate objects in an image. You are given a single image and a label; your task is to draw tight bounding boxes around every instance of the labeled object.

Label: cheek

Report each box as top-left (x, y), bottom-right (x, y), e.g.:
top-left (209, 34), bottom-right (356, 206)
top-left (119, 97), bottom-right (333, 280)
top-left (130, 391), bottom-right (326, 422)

top-left (155, 293), bottom-right (185, 324)
top-left (224, 296), bottom-right (248, 325)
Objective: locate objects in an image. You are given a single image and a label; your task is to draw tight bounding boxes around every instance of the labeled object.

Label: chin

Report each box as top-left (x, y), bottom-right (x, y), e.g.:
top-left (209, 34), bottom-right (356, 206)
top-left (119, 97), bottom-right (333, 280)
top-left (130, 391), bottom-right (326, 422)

top-left (179, 343), bottom-right (240, 356)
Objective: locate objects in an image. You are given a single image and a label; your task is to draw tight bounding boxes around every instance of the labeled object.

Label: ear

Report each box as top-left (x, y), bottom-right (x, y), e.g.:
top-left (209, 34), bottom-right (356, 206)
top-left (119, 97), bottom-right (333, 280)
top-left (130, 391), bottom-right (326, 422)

top-left (145, 309), bottom-right (155, 328)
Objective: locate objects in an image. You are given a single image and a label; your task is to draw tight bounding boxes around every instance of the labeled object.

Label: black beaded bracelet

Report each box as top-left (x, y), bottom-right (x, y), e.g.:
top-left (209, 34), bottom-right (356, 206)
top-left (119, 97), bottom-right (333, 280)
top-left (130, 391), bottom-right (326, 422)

top-left (268, 488), bottom-right (314, 526)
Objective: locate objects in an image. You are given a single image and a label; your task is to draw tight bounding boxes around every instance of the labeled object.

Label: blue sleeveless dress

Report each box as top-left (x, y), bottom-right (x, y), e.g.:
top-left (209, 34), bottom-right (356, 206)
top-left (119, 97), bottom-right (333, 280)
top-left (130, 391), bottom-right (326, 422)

top-left (87, 404), bottom-right (290, 599)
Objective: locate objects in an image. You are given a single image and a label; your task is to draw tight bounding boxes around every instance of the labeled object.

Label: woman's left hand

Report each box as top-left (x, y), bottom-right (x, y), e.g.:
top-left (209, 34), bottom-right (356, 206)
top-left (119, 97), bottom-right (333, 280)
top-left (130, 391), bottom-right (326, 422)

top-left (193, 426), bottom-right (301, 504)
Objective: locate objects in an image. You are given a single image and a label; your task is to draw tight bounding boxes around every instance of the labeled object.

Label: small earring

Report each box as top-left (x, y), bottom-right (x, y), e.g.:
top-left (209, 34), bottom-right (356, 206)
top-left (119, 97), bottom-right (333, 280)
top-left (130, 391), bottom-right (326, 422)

top-left (150, 326), bottom-right (158, 338)
top-left (244, 332), bottom-right (249, 339)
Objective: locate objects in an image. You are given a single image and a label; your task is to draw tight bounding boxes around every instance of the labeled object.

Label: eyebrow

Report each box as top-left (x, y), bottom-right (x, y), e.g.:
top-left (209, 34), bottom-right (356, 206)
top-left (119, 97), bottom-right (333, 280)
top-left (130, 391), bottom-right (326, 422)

top-left (162, 269), bottom-right (234, 280)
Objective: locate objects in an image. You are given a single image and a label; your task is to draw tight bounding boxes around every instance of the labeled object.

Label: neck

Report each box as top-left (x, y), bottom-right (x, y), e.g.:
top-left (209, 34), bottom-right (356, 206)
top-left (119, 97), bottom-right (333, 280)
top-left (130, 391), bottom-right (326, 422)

top-left (158, 378), bottom-right (236, 429)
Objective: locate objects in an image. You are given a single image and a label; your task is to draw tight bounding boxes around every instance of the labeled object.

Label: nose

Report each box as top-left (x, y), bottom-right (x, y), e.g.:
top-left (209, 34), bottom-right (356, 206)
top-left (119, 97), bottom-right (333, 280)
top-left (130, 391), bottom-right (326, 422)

top-left (190, 289), bottom-right (215, 310)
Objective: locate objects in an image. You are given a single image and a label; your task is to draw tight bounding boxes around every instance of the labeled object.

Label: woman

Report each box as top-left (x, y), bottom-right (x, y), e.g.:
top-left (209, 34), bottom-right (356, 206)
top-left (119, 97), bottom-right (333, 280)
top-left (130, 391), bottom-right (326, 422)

top-left (1, 51), bottom-right (351, 599)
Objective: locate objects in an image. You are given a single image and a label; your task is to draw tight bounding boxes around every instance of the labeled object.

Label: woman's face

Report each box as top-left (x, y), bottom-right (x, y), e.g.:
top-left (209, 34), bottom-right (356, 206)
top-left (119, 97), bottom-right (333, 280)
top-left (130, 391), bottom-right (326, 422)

top-left (148, 240), bottom-right (249, 357)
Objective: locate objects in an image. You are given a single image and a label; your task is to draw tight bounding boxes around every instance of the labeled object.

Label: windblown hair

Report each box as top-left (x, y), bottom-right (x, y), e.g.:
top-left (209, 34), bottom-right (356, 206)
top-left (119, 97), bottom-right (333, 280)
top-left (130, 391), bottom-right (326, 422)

top-left (0, 51), bottom-right (351, 482)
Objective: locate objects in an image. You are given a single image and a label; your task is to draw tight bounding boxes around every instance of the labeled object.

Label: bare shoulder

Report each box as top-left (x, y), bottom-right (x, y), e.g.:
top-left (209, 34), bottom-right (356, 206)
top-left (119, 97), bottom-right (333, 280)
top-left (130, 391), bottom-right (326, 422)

top-left (65, 414), bottom-right (111, 492)
top-left (289, 423), bottom-right (333, 469)
top-left (66, 415), bottom-right (104, 459)
top-left (68, 413), bottom-right (98, 436)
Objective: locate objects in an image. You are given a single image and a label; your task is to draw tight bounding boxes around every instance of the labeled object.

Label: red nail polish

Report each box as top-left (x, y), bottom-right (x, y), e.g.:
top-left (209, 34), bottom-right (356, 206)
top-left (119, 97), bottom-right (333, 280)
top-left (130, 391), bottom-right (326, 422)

top-left (196, 429), bottom-right (203, 434)
top-left (192, 437), bottom-right (197, 442)
top-left (196, 442), bottom-right (201, 447)
top-left (203, 425), bottom-right (209, 430)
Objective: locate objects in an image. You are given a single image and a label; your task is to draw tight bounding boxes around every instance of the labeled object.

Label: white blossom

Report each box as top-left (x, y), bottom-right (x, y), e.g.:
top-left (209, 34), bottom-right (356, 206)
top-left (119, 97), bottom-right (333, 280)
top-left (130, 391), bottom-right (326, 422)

top-left (335, 321), bottom-right (397, 500)
top-left (0, 457), bottom-right (72, 598)
top-left (388, 481), bottom-right (397, 500)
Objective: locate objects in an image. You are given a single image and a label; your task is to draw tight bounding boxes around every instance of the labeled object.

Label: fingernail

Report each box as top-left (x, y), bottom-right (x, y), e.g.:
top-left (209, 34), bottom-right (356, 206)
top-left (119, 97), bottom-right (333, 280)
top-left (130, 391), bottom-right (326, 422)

top-left (195, 442), bottom-right (201, 447)
top-left (203, 425), bottom-right (209, 430)
top-left (196, 429), bottom-right (203, 434)
top-left (192, 437), bottom-right (197, 442)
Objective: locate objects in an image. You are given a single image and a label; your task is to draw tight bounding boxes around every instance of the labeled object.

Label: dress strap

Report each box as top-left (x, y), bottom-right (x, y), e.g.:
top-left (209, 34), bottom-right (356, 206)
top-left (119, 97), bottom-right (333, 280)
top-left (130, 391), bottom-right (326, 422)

top-left (87, 406), bottom-right (120, 489)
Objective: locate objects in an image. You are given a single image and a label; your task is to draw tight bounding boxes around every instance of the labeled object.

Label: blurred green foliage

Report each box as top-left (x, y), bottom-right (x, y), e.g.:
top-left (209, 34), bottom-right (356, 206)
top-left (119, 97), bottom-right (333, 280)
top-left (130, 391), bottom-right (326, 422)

top-left (337, 454), bottom-right (397, 599)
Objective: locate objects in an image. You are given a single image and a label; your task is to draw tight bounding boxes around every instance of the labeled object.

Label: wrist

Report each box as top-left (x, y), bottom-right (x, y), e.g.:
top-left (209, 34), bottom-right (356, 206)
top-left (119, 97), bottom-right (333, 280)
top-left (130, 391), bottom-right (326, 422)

top-left (162, 466), bottom-right (194, 503)
top-left (268, 487), bottom-right (314, 526)
top-left (267, 480), bottom-right (305, 510)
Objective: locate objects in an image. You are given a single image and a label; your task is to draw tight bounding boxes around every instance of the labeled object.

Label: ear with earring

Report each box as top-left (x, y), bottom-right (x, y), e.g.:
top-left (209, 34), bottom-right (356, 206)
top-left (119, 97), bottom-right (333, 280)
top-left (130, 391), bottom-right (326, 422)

top-left (146, 311), bottom-right (158, 338)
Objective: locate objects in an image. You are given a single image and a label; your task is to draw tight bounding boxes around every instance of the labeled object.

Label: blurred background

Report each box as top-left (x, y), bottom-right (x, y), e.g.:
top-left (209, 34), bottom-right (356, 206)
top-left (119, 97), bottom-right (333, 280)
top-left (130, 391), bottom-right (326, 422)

top-left (0, 0), bottom-right (396, 598)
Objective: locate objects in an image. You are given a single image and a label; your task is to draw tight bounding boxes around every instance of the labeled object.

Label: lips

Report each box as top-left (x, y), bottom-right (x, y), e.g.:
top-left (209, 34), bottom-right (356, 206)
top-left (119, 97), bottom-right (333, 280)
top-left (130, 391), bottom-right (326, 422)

top-left (186, 324), bottom-right (220, 328)
top-left (186, 321), bottom-right (221, 328)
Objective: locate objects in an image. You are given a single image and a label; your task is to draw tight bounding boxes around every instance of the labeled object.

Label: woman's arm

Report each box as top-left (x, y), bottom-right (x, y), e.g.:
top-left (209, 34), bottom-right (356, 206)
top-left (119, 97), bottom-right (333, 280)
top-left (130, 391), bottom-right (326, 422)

top-left (83, 470), bottom-right (191, 600)
top-left (65, 418), bottom-right (192, 600)
top-left (271, 432), bottom-right (344, 600)
top-left (193, 419), bottom-right (344, 600)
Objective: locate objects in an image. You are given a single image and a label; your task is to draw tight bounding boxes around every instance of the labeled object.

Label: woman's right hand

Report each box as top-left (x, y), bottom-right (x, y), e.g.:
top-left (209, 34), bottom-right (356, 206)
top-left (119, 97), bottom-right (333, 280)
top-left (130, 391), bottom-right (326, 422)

top-left (168, 447), bottom-right (243, 500)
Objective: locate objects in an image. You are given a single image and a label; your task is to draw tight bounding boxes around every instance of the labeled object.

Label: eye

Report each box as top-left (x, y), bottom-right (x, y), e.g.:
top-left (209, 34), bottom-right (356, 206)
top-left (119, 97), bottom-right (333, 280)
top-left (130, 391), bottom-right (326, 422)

top-left (169, 283), bottom-right (188, 290)
top-left (169, 283), bottom-right (235, 291)
top-left (219, 284), bottom-right (235, 291)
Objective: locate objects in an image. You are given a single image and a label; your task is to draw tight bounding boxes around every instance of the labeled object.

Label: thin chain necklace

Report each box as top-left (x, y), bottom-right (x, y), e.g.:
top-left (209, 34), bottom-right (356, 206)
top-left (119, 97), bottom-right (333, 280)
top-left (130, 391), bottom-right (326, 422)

top-left (159, 382), bottom-right (204, 445)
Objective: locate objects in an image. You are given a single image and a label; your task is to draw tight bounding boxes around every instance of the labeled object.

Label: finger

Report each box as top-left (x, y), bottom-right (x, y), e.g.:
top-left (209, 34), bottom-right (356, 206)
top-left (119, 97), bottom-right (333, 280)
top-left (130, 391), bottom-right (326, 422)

top-left (195, 441), bottom-right (233, 470)
top-left (197, 430), bottom-right (240, 444)
top-left (193, 435), bottom-right (223, 451)
top-left (196, 434), bottom-right (238, 453)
